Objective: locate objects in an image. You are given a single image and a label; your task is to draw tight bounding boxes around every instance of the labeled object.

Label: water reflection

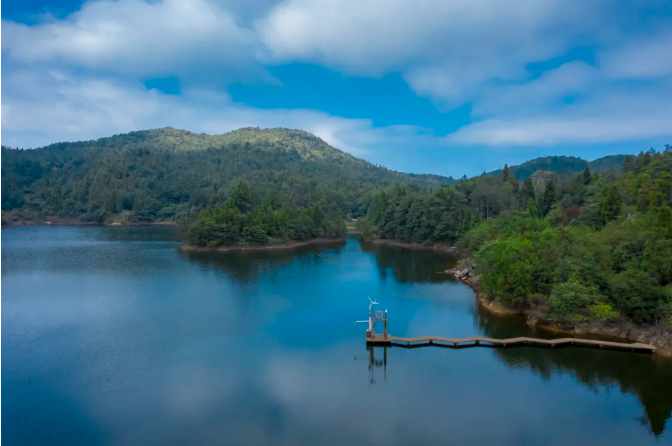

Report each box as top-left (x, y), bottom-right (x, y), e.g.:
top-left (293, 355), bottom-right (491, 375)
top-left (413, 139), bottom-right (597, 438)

top-left (360, 241), bottom-right (459, 283)
top-left (3, 228), bottom-right (671, 445)
top-left (182, 241), bottom-right (346, 283)
top-left (1, 225), bottom-right (182, 276)
top-left (355, 346), bottom-right (388, 386)
top-left (473, 304), bottom-right (672, 436)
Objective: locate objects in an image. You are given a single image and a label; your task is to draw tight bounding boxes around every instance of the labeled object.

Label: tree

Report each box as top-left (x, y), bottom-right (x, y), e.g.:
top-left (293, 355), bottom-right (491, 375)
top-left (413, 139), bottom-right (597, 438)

top-left (356, 217), bottom-right (377, 240)
top-left (599, 184), bottom-right (622, 224)
top-left (622, 155), bottom-right (635, 173)
top-left (542, 180), bottom-right (556, 216)
top-left (501, 164), bottom-right (511, 183)
top-left (637, 174), bottom-right (653, 211)
top-left (547, 280), bottom-right (598, 324)
top-left (232, 181), bottom-right (253, 214)
top-left (609, 270), bottom-right (669, 324)
top-left (582, 166), bottom-right (592, 185)
top-left (521, 178), bottom-right (535, 210)
top-left (653, 172), bottom-right (672, 207)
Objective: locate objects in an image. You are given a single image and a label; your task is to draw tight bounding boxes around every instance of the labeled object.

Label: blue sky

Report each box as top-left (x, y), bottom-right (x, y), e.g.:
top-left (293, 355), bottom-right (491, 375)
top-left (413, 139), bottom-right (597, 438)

top-left (2, 0), bottom-right (672, 177)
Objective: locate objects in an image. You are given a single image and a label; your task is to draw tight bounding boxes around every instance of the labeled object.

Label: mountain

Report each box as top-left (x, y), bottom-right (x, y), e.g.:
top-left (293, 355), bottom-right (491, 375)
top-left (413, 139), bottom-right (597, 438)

top-left (1, 127), bottom-right (455, 226)
top-left (488, 155), bottom-right (628, 180)
top-left (588, 154), bottom-right (630, 173)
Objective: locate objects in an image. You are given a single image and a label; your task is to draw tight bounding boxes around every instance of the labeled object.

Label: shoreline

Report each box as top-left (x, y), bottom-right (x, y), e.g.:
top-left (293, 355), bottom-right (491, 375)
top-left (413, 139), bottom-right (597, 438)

top-left (4, 225), bottom-right (668, 355)
top-left (1, 220), bottom-right (178, 230)
top-left (363, 237), bottom-right (466, 255)
top-left (445, 264), bottom-right (672, 357)
top-left (179, 238), bottom-right (346, 253)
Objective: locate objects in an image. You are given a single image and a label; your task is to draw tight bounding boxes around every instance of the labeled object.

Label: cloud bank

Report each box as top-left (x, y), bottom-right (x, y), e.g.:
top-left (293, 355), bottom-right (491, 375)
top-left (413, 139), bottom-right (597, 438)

top-left (2, 0), bottom-right (672, 153)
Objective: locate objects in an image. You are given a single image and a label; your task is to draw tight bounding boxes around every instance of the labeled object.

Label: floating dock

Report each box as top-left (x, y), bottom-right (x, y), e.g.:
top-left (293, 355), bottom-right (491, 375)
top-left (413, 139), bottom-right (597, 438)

top-left (356, 299), bottom-right (655, 354)
top-left (367, 333), bottom-right (656, 353)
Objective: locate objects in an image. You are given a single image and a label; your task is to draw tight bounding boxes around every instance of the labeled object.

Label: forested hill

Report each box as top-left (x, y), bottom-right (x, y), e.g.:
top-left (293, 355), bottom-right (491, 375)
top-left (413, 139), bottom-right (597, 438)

top-left (1, 127), bottom-right (455, 226)
top-left (488, 155), bottom-right (628, 180)
top-left (357, 148), bottom-right (672, 333)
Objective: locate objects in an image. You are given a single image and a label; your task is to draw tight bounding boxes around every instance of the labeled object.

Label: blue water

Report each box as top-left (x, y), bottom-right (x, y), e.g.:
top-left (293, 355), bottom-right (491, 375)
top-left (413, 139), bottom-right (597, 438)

top-left (2, 226), bottom-right (671, 445)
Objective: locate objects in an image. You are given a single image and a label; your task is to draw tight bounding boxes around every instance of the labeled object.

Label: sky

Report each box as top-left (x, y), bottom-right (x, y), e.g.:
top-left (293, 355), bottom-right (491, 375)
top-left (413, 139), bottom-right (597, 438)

top-left (2, 0), bottom-right (672, 177)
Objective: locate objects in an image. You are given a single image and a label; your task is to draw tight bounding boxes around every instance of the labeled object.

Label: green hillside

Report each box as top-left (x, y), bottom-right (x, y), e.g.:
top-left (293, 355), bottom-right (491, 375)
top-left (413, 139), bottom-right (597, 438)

top-left (1, 127), bottom-right (455, 226)
top-left (357, 148), bottom-right (672, 332)
top-left (489, 155), bottom-right (628, 180)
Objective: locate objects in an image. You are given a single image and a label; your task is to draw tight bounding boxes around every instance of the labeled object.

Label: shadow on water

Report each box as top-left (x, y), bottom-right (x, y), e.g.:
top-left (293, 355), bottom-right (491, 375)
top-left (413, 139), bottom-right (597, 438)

top-left (1, 225), bottom-right (183, 276)
top-left (368, 344), bottom-right (671, 436)
top-left (180, 241), bottom-right (346, 283)
top-left (359, 240), bottom-right (460, 283)
top-left (184, 236), bottom-right (672, 438)
top-left (366, 303), bottom-right (672, 437)
top-left (473, 303), bottom-right (672, 437)
top-left (178, 236), bottom-right (671, 437)
top-left (355, 345), bottom-right (389, 388)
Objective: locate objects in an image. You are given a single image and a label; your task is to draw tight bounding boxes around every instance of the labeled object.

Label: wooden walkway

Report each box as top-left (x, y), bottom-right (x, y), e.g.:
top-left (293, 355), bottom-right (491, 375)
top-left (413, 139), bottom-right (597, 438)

top-left (367, 334), bottom-right (656, 353)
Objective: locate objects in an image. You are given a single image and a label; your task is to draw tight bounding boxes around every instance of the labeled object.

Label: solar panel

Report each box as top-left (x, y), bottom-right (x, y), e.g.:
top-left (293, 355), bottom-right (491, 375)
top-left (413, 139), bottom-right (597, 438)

top-left (375, 311), bottom-right (383, 320)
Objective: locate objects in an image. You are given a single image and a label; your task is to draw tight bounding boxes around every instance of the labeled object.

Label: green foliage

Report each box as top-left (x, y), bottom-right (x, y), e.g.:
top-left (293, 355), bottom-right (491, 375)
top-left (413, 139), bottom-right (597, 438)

top-left (1, 127), bottom-right (455, 225)
top-left (599, 183), bottom-right (623, 223)
top-left (355, 216), bottom-right (378, 240)
top-left (3, 127), bottom-right (671, 329)
top-left (365, 147), bottom-right (672, 328)
top-left (182, 181), bottom-right (346, 247)
top-left (609, 270), bottom-right (669, 324)
top-left (541, 179), bottom-right (556, 216)
top-left (547, 280), bottom-right (598, 324)
top-left (488, 155), bottom-right (627, 181)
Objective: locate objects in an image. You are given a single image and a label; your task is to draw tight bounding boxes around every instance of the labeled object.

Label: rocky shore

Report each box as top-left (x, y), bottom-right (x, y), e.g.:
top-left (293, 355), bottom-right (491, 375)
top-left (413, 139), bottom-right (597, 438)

top-left (446, 261), bottom-right (672, 357)
top-left (365, 238), bottom-right (466, 254)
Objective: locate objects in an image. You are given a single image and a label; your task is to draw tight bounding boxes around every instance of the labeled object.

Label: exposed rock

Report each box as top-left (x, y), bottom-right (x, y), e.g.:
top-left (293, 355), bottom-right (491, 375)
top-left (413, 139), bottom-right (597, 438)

top-left (447, 257), bottom-right (672, 356)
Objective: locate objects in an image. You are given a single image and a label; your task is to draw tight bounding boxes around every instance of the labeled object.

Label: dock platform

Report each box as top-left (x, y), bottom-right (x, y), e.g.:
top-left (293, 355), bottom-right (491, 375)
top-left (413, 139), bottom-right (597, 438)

top-left (367, 334), bottom-right (656, 353)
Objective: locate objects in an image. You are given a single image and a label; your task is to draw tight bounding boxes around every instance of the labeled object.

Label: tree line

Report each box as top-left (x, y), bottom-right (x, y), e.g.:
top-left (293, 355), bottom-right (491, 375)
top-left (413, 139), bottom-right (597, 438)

top-left (1, 127), bottom-right (453, 227)
top-left (182, 181), bottom-right (346, 247)
top-left (358, 147), bottom-right (672, 328)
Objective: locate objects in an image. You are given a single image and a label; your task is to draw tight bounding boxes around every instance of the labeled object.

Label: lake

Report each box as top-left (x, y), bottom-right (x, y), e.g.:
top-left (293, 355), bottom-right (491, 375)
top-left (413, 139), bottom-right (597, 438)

top-left (2, 226), bottom-right (671, 445)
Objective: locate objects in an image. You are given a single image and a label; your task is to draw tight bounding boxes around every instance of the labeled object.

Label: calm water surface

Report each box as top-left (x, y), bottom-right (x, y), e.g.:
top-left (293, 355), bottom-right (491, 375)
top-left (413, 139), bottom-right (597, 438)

top-left (2, 226), bottom-right (671, 445)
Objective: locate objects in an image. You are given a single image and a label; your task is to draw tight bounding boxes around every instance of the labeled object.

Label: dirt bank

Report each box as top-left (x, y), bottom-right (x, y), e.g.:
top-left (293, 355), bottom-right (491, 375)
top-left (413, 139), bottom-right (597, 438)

top-left (364, 238), bottom-right (467, 255)
top-left (179, 238), bottom-right (346, 253)
top-left (445, 262), bottom-right (672, 357)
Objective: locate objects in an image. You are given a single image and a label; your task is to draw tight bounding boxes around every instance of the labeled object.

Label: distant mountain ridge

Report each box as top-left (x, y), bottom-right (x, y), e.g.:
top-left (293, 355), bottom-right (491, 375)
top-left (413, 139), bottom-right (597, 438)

top-left (1, 127), bottom-right (456, 225)
top-left (488, 155), bottom-right (628, 180)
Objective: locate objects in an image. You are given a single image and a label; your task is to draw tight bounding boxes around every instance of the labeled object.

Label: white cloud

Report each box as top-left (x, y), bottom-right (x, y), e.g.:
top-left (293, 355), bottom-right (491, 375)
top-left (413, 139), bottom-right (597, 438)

top-left (470, 61), bottom-right (598, 118)
top-left (2, 0), bottom-right (672, 151)
top-left (599, 29), bottom-right (672, 79)
top-left (1, 69), bottom-right (450, 157)
top-left (446, 86), bottom-right (672, 146)
top-left (442, 28), bottom-right (672, 146)
top-left (1, 0), bottom-right (265, 79)
top-left (259, 0), bottom-right (599, 100)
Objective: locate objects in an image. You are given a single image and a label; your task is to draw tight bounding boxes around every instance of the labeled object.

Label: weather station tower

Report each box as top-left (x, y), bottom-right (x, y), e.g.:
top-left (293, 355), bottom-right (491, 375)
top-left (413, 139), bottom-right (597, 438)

top-left (355, 297), bottom-right (388, 341)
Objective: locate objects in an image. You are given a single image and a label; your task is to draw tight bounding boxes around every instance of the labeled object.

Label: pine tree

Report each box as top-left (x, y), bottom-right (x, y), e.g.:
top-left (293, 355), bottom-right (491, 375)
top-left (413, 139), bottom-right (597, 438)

top-left (582, 166), bottom-right (592, 185)
top-left (599, 183), bottom-right (622, 224)
top-left (521, 178), bottom-right (536, 211)
top-left (232, 181), bottom-right (253, 214)
top-left (637, 174), bottom-right (653, 212)
top-left (502, 164), bottom-right (511, 183)
top-left (542, 180), bottom-right (556, 216)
